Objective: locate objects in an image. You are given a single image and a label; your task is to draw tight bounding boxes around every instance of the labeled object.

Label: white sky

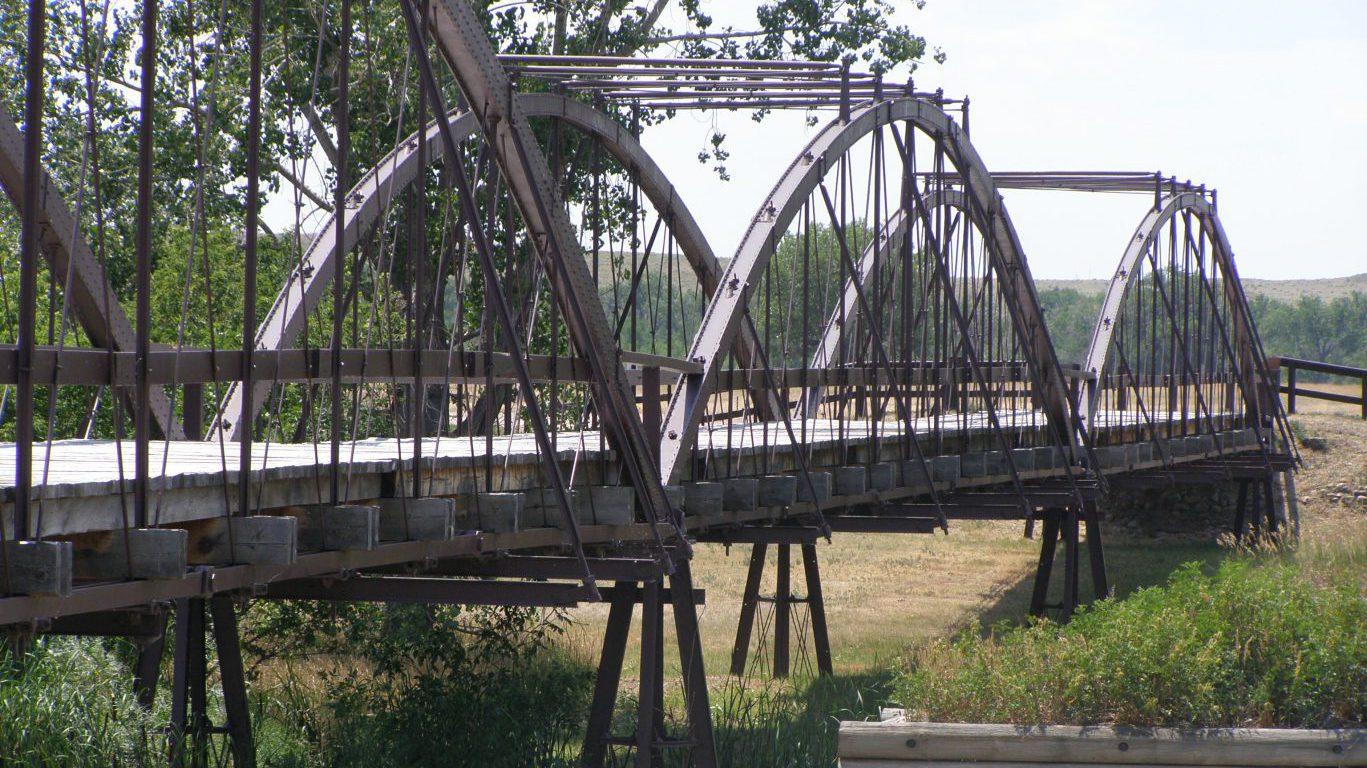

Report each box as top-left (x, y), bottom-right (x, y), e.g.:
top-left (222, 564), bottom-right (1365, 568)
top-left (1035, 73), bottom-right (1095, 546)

top-left (260, 1), bottom-right (1367, 281)
top-left (637, 1), bottom-right (1367, 280)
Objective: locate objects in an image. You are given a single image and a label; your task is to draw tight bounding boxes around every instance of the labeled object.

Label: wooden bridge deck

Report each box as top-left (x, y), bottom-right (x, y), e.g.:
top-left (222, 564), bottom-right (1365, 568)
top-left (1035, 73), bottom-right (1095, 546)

top-left (1, 411), bottom-right (1257, 538)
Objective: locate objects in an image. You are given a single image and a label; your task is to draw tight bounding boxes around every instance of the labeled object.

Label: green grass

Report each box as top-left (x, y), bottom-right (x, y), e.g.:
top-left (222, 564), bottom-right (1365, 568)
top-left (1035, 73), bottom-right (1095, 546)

top-left (977, 537), bottom-right (1229, 628)
top-left (710, 672), bottom-right (891, 768)
top-left (0, 639), bottom-right (161, 767)
top-left (894, 554), bottom-right (1367, 727)
top-left (596, 671), bottom-right (892, 768)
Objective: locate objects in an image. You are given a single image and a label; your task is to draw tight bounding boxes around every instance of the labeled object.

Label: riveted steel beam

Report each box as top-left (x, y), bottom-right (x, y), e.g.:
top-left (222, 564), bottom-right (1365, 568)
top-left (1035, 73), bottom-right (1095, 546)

top-left (1081, 192), bottom-right (1294, 461)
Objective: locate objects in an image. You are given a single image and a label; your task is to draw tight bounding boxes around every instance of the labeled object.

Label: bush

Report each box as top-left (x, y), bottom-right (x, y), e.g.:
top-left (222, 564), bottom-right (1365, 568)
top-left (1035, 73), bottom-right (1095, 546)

top-left (0, 638), bottom-right (161, 767)
top-left (895, 559), bottom-right (1366, 728)
top-left (250, 602), bottom-right (593, 768)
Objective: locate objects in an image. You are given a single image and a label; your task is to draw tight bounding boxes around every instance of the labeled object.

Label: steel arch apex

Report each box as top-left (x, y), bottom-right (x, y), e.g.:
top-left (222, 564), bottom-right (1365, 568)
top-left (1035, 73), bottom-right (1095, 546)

top-left (658, 97), bottom-right (1076, 483)
top-left (1079, 191), bottom-right (1262, 430)
top-left (211, 92), bottom-right (750, 440)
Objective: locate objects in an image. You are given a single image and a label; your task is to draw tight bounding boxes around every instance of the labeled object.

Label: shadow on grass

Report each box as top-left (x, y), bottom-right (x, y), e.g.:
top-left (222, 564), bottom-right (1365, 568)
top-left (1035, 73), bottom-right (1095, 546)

top-left (709, 670), bottom-right (895, 768)
top-left (600, 670), bottom-right (894, 768)
top-left (975, 534), bottom-right (1233, 630)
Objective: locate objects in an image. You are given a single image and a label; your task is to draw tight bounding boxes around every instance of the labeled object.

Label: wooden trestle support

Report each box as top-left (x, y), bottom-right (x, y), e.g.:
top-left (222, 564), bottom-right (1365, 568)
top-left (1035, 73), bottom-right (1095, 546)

top-left (1234, 474), bottom-right (1286, 543)
top-left (582, 560), bottom-right (717, 768)
top-left (1027, 503), bottom-right (1110, 621)
top-left (730, 539), bottom-right (833, 679)
top-left (131, 598), bottom-right (256, 768)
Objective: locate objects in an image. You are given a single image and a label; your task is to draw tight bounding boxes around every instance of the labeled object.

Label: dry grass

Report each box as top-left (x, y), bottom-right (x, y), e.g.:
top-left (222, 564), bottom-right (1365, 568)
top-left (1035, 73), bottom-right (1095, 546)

top-left (562, 519), bottom-right (1041, 679)
top-left (560, 395), bottom-right (1367, 688)
top-left (1282, 382), bottom-right (1365, 416)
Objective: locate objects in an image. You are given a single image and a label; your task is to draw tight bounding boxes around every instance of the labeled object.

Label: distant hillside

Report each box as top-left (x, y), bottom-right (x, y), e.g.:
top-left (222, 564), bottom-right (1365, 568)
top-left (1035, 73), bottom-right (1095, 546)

top-left (1240, 274), bottom-right (1367, 303)
top-left (1037, 273), bottom-right (1367, 302)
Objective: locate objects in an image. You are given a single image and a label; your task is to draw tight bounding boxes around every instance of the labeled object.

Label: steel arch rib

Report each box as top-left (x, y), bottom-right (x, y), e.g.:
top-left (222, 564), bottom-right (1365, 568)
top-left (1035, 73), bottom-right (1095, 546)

top-left (423, 0), bottom-right (673, 527)
top-left (659, 98), bottom-right (1075, 483)
top-left (1080, 191), bottom-right (1267, 432)
top-left (210, 92), bottom-right (757, 439)
top-left (0, 103), bottom-right (184, 439)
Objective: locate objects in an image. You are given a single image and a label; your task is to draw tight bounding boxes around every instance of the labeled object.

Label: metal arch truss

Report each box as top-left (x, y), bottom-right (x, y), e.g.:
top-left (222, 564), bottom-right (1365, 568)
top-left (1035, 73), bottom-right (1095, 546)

top-left (414, 0), bottom-right (679, 547)
top-left (658, 97), bottom-right (1081, 485)
top-left (0, 102), bottom-right (184, 439)
top-left (210, 92), bottom-right (766, 443)
top-left (1081, 190), bottom-right (1296, 459)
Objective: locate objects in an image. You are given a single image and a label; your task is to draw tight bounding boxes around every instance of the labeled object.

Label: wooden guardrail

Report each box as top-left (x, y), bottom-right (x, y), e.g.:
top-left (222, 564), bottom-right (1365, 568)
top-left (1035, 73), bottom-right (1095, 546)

top-left (838, 716), bottom-right (1366, 767)
top-left (1267, 356), bottom-right (1367, 420)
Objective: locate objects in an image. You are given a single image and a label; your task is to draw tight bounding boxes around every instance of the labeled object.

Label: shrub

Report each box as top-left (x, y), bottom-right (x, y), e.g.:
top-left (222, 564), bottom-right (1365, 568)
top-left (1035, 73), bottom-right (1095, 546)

top-left (250, 602), bottom-right (593, 768)
top-left (895, 559), bottom-right (1366, 727)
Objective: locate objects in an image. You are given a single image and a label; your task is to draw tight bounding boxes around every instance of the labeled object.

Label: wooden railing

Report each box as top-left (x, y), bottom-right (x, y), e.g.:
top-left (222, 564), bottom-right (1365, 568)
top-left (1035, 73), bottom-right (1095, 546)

top-left (1266, 357), bottom-right (1367, 420)
top-left (838, 716), bottom-right (1366, 767)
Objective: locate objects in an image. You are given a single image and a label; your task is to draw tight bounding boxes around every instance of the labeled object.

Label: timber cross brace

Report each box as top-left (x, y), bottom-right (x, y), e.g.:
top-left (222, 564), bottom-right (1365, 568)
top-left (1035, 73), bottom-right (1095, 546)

top-left (0, 1), bottom-right (1298, 765)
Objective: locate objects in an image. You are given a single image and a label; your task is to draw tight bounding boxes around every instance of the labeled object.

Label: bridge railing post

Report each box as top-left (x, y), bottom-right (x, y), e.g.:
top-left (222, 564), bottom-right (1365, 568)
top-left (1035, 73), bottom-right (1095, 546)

top-left (642, 365), bottom-right (662, 462)
top-left (1284, 362), bottom-right (1296, 414)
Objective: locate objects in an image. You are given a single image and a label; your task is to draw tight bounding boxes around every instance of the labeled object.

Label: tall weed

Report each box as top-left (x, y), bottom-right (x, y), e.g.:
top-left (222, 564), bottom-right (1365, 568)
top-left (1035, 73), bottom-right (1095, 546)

top-left (250, 602), bottom-right (593, 768)
top-left (0, 638), bottom-right (161, 767)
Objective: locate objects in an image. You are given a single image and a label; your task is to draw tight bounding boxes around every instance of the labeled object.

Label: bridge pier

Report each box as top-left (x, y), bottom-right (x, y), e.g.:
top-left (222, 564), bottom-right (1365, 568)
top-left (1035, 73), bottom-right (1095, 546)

top-left (1029, 503), bottom-right (1109, 621)
top-left (133, 596), bottom-right (255, 767)
top-left (729, 537), bottom-right (833, 679)
top-left (1234, 475), bottom-right (1285, 543)
top-left (582, 560), bottom-right (717, 768)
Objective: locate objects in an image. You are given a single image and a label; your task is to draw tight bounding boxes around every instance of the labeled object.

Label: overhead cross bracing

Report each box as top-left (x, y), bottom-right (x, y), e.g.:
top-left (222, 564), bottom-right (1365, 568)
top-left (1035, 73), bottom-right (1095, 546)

top-left (0, 1), bottom-right (1296, 764)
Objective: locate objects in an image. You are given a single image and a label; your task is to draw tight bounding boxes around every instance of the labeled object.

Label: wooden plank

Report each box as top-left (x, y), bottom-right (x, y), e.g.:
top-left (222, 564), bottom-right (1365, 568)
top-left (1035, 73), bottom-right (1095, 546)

top-left (837, 721), bottom-right (1366, 766)
top-left (869, 462), bottom-right (896, 492)
top-left (575, 486), bottom-right (634, 526)
top-left (70, 528), bottom-right (187, 580)
top-left (797, 472), bottom-right (832, 502)
top-left (840, 761), bottom-right (1352, 768)
top-left (684, 482), bottom-right (724, 516)
top-left (185, 516), bottom-right (297, 565)
top-left (459, 492), bottom-right (524, 533)
top-left (43, 609), bottom-right (167, 637)
top-left (834, 466), bottom-right (868, 496)
top-left (0, 541), bottom-right (73, 596)
top-left (758, 475), bottom-right (797, 507)
top-left (722, 478), bottom-right (759, 511)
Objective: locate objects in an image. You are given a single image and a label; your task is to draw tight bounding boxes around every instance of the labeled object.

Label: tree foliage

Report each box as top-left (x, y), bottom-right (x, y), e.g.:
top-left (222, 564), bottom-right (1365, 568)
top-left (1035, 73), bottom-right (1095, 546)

top-left (1248, 292), bottom-right (1367, 375)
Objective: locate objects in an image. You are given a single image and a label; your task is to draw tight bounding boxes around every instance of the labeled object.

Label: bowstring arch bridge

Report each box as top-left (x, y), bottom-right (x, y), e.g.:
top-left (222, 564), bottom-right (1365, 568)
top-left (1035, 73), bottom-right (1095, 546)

top-left (0, 1), bottom-right (1296, 765)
